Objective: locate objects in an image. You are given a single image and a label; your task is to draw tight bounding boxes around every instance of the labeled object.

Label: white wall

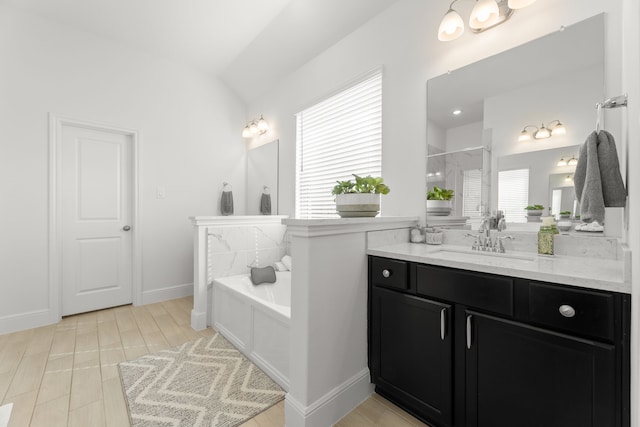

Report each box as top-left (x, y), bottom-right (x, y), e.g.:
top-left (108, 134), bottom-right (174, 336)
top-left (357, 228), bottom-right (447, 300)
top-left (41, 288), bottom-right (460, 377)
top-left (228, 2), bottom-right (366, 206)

top-left (446, 121), bottom-right (483, 152)
top-left (0, 5), bottom-right (247, 332)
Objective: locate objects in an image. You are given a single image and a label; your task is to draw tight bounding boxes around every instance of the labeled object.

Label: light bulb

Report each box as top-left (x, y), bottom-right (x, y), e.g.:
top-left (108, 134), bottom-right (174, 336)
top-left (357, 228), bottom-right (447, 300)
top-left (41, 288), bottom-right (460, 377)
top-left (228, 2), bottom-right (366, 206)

top-left (438, 9), bottom-right (464, 41)
top-left (469, 0), bottom-right (499, 29)
top-left (567, 156), bottom-right (578, 166)
top-left (518, 130), bottom-right (531, 142)
top-left (557, 158), bottom-right (567, 167)
top-left (242, 126), bottom-right (251, 138)
top-left (257, 115), bottom-right (269, 133)
top-left (249, 121), bottom-right (259, 134)
top-left (551, 122), bottom-right (566, 136)
top-left (534, 125), bottom-right (550, 139)
top-left (508, 0), bottom-right (536, 9)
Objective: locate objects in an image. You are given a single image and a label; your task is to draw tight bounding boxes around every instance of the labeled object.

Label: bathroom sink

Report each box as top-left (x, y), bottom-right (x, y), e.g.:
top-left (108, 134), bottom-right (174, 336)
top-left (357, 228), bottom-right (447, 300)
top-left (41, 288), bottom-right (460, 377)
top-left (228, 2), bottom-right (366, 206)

top-left (430, 248), bottom-right (536, 262)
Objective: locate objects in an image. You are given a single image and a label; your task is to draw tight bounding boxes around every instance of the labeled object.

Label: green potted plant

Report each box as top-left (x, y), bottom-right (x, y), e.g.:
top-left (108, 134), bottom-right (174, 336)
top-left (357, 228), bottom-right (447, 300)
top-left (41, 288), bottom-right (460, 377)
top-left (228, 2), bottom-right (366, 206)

top-left (559, 210), bottom-right (571, 219)
top-left (426, 186), bottom-right (454, 216)
top-left (331, 174), bottom-right (390, 217)
top-left (525, 204), bottom-right (545, 216)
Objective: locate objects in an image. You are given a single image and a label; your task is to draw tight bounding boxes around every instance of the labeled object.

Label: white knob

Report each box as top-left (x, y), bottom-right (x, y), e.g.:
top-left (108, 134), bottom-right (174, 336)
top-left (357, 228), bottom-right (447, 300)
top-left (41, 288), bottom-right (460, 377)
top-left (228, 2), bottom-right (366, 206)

top-left (382, 269), bottom-right (390, 278)
top-left (559, 304), bottom-right (576, 318)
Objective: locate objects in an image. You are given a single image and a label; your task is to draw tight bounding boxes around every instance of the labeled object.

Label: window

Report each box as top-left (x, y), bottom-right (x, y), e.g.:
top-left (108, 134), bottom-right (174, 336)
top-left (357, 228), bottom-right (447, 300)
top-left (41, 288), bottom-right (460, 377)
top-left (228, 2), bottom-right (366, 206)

top-left (462, 169), bottom-right (482, 218)
top-left (295, 70), bottom-right (382, 219)
top-left (498, 168), bottom-right (529, 223)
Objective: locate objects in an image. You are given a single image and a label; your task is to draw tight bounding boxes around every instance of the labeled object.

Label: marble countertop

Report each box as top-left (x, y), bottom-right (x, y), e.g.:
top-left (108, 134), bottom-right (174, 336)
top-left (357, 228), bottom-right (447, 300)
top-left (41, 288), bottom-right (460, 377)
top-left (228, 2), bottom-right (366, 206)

top-left (367, 242), bottom-right (630, 294)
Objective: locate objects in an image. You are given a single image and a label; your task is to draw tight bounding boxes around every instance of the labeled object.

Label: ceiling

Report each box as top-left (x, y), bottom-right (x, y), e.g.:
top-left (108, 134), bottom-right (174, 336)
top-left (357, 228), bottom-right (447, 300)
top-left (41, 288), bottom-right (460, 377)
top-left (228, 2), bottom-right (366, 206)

top-left (5, 0), bottom-right (400, 103)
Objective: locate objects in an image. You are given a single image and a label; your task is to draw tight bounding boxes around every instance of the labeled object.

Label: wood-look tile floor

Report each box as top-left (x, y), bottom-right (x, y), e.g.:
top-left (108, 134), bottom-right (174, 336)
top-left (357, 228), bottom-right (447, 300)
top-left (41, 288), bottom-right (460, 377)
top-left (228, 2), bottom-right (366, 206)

top-left (0, 297), bottom-right (429, 427)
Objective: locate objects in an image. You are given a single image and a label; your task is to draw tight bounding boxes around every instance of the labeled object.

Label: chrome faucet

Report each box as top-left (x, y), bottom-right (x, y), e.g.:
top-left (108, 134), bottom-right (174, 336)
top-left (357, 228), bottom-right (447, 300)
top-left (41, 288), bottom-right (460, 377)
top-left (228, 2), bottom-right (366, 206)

top-left (466, 211), bottom-right (513, 253)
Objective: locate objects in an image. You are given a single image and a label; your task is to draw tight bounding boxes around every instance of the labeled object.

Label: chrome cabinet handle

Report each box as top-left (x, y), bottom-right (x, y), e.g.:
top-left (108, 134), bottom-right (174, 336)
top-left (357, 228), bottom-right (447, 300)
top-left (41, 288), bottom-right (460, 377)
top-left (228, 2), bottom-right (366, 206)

top-left (382, 269), bottom-right (390, 278)
top-left (122, 225), bottom-right (131, 231)
top-left (559, 304), bottom-right (576, 318)
top-left (440, 308), bottom-right (447, 340)
top-left (466, 315), bottom-right (473, 349)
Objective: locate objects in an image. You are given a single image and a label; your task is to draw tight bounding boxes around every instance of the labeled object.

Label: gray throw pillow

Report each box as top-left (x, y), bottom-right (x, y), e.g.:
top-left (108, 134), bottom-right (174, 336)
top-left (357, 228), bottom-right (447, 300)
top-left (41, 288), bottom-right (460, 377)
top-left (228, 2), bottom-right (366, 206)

top-left (250, 266), bottom-right (276, 285)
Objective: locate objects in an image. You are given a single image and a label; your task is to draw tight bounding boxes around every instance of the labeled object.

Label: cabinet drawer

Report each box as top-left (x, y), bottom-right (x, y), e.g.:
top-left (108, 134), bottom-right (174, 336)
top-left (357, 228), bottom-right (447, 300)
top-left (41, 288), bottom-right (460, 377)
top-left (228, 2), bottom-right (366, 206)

top-left (528, 282), bottom-right (615, 341)
top-left (370, 257), bottom-right (409, 291)
top-left (416, 264), bottom-right (513, 316)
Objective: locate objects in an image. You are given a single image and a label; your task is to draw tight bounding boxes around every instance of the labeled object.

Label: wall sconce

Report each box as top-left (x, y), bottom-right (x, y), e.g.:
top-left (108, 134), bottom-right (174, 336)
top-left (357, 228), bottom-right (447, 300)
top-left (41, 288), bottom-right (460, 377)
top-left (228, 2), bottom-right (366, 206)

top-left (438, 0), bottom-right (536, 42)
top-left (242, 115), bottom-right (269, 138)
top-left (565, 174), bottom-right (573, 182)
top-left (518, 120), bottom-right (566, 142)
top-left (557, 155), bottom-right (578, 167)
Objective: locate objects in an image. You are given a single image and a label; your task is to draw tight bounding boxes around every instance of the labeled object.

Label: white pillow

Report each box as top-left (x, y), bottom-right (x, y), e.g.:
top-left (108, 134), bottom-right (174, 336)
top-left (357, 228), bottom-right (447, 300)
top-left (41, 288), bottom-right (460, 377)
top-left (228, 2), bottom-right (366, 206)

top-left (281, 255), bottom-right (292, 271)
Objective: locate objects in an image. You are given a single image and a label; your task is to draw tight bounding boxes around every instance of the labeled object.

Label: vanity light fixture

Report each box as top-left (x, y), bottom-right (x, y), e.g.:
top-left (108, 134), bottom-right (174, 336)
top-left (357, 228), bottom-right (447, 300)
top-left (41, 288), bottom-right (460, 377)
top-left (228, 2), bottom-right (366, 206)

top-left (557, 158), bottom-right (568, 167)
top-left (438, 0), bottom-right (535, 42)
top-left (567, 156), bottom-right (578, 166)
top-left (518, 120), bottom-right (566, 141)
top-left (565, 174), bottom-right (573, 182)
top-left (242, 115), bottom-right (269, 138)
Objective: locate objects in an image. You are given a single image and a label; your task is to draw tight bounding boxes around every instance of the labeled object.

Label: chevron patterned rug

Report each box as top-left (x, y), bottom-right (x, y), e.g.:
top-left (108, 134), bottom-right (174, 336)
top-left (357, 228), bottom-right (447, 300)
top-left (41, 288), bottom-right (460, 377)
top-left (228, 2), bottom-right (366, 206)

top-left (118, 333), bottom-right (285, 427)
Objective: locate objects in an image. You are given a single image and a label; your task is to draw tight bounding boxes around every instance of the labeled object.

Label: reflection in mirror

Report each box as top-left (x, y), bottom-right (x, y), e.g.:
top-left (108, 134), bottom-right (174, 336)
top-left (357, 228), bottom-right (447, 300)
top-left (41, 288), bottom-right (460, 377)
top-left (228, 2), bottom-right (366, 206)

top-left (247, 139), bottom-right (279, 215)
top-left (426, 14), bottom-right (605, 230)
top-left (497, 145), bottom-right (580, 223)
top-left (549, 173), bottom-right (579, 220)
top-left (426, 146), bottom-right (490, 229)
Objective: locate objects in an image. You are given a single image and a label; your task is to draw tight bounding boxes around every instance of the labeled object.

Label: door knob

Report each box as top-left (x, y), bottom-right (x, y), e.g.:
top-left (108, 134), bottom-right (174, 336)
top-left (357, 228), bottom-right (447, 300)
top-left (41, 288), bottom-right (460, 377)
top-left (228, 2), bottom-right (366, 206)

top-left (123, 225), bottom-right (131, 231)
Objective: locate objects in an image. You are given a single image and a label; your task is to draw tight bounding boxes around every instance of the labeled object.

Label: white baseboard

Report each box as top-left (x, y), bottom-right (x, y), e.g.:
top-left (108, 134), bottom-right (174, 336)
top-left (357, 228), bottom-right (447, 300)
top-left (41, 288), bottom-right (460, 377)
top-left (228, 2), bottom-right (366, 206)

top-left (0, 308), bottom-right (58, 335)
top-left (141, 282), bottom-right (193, 305)
top-left (284, 368), bottom-right (373, 427)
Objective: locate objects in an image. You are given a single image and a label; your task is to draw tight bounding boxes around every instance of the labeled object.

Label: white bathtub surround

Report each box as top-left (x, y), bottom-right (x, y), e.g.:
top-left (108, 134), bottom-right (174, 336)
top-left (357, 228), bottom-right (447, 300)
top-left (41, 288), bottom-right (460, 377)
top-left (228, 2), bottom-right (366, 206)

top-left (190, 215), bottom-right (288, 330)
top-left (283, 216), bottom-right (418, 427)
top-left (213, 272), bottom-right (290, 390)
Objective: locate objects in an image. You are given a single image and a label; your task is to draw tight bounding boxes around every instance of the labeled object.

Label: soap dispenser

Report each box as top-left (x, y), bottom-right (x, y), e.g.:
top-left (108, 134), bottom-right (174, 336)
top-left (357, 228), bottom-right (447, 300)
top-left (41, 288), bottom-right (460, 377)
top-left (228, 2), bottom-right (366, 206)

top-left (538, 216), bottom-right (556, 255)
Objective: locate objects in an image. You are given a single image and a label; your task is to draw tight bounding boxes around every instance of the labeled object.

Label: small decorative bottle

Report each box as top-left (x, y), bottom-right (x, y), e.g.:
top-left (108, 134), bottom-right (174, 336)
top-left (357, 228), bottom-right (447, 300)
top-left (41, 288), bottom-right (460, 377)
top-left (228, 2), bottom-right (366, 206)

top-left (538, 217), bottom-right (556, 255)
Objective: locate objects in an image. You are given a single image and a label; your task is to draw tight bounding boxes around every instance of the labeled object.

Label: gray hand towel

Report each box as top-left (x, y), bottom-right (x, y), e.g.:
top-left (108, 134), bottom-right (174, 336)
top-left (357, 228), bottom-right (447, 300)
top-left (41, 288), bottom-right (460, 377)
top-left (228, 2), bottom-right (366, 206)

top-left (260, 193), bottom-right (271, 215)
top-left (574, 130), bottom-right (626, 223)
top-left (596, 130), bottom-right (626, 207)
top-left (221, 191), bottom-right (234, 216)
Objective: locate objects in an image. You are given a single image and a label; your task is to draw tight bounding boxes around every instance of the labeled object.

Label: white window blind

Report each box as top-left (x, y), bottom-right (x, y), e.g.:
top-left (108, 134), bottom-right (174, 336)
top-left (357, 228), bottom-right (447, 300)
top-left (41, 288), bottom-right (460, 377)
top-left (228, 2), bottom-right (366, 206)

top-left (498, 168), bottom-right (530, 223)
top-left (462, 169), bottom-right (482, 218)
top-left (295, 71), bottom-right (382, 219)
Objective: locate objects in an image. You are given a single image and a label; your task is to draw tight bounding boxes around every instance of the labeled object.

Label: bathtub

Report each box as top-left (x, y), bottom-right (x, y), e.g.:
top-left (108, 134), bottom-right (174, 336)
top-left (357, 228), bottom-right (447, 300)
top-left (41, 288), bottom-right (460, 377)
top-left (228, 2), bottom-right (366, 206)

top-left (212, 271), bottom-right (290, 390)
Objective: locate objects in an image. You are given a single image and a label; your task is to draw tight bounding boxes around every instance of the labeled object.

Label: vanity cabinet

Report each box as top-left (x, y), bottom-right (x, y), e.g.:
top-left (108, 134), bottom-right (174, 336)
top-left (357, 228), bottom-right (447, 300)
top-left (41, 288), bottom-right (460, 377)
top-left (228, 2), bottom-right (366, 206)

top-left (370, 285), bottom-right (453, 426)
top-left (368, 256), bottom-right (630, 427)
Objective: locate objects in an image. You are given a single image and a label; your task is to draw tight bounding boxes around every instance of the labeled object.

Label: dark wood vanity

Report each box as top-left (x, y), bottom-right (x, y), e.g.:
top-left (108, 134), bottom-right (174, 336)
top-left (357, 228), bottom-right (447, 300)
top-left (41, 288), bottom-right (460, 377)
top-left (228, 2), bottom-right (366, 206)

top-left (368, 255), bottom-right (630, 427)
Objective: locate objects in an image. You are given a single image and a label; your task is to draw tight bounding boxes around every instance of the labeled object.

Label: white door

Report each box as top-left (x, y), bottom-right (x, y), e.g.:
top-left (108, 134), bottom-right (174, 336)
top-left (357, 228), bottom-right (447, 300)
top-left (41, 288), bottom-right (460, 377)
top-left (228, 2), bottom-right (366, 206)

top-left (60, 125), bottom-right (133, 316)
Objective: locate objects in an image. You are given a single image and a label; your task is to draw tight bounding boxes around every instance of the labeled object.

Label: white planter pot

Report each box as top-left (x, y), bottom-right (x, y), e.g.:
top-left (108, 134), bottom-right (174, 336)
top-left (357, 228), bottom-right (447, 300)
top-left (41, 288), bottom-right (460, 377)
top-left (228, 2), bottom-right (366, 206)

top-left (426, 199), bottom-right (452, 216)
top-left (335, 193), bottom-right (380, 217)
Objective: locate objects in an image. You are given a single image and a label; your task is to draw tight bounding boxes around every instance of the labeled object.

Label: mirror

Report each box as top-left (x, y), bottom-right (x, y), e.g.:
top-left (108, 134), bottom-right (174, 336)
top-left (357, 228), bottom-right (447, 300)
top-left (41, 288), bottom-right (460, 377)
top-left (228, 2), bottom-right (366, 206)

top-left (426, 14), bottom-right (605, 230)
top-left (549, 174), bottom-right (579, 218)
top-left (247, 139), bottom-right (279, 215)
top-left (497, 145), bottom-right (581, 223)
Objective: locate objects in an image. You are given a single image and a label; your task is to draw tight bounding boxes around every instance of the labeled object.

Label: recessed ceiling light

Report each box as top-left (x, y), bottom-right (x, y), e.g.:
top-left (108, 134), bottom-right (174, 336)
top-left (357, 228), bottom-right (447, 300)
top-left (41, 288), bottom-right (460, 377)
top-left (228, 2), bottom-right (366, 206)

top-left (452, 109), bottom-right (462, 116)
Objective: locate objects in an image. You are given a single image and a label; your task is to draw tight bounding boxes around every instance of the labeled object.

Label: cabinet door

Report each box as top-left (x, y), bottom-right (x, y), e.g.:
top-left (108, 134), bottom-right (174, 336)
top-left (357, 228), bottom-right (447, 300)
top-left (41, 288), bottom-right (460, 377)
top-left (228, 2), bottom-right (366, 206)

top-left (465, 311), bottom-right (616, 427)
top-left (371, 286), bottom-right (453, 426)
